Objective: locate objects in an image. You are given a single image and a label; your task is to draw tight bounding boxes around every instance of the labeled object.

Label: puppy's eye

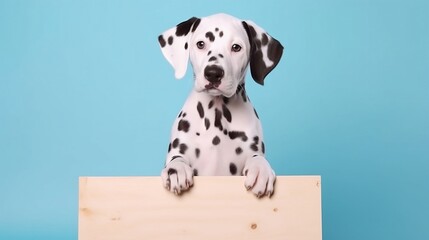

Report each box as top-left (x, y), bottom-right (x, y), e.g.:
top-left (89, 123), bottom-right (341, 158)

top-left (231, 44), bottom-right (242, 52)
top-left (196, 41), bottom-right (205, 49)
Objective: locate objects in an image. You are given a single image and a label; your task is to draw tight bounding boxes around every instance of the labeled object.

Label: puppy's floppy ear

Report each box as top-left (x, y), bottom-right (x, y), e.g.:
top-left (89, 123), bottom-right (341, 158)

top-left (158, 17), bottom-right (201, 79)
top-left (242, 21), bottom-right (284, 85)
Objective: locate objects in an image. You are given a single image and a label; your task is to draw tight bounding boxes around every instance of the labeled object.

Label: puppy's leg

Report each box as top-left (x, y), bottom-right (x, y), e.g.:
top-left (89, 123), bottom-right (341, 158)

top-left (243, 155), bottom-right (276, 198)
top-left (161, 156), bottom-right (194, 195)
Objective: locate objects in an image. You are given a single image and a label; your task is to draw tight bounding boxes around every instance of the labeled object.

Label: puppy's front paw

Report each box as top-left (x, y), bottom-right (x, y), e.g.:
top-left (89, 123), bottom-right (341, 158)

top-left (243, 156), bottom-right (276, 198)
top-left (161, 158), bottom-right (194, 195)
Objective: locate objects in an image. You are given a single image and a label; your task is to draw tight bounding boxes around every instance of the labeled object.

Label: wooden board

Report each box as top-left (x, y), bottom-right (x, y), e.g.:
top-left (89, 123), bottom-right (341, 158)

top-left (79, 176), bottom-right (322, 240)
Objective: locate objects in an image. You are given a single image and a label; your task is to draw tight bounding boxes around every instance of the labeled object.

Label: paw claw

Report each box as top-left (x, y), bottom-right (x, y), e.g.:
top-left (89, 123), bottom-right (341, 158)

top-left (166, 179), bottom-right (171, 190)
top-left (174, 188), bottom-right (180, 195)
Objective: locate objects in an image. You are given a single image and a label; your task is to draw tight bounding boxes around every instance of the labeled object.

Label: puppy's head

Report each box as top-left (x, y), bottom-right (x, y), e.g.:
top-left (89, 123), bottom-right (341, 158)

top-left (158, 13), bottom-right (283, 97)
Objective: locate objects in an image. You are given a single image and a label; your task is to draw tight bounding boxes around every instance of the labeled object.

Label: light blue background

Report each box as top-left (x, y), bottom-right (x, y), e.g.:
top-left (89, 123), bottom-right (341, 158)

top-left (1, 0), bottom-right (428, 239)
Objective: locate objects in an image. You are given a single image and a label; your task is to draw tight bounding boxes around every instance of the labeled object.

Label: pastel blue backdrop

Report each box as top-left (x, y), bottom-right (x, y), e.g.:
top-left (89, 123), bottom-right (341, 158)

top-left (1, 0), bottom-right (428, 239)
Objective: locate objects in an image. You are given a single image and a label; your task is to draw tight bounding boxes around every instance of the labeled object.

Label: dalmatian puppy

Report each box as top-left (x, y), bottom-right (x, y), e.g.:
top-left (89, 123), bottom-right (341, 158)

top-left (158, 13), bottom-right (283, 197)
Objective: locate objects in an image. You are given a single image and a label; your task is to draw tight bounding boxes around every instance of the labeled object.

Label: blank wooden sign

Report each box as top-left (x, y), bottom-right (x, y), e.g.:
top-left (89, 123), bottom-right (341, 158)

top-left (79, 176), bottom-right (322, 240)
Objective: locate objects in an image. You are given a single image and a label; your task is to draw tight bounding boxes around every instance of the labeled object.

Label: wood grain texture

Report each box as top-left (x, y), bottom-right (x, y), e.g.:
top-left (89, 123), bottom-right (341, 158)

top-left (79, 176), bottom-right (322, 240)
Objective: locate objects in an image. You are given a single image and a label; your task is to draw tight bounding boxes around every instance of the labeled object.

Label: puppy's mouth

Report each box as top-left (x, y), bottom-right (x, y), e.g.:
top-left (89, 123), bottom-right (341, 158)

top-left (202, 82), bottom-right (220, 96)
top-left (205, 82), bottom-right (220, 90)
top-left (195, 77), bottom-right (236, 97)
top-left (204, 88), bottom-right (236, 98)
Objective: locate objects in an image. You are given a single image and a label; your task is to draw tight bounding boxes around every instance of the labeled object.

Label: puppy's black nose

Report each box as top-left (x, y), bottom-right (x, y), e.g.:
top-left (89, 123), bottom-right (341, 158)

top-left (204, 65), bottom-right (224, 83)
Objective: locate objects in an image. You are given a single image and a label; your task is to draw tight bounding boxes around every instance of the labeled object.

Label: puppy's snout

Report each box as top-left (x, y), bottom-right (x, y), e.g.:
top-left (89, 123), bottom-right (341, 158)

top-left (204, 65), bottom-right (224, 83)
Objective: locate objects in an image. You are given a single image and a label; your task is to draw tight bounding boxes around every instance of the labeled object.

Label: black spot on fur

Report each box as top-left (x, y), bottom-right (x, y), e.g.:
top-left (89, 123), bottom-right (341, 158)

top-left (262, 141), bottom-right (265, 153)
top-left (193, 168), bottom-right (198, 176)
top-left (178, 111), bottom-right (183, 118)
top-left (235, 83), bottom-right (247, 102)
top-left (158, 35), bottom-right (166, 47)
top-left (235, 147), bottom-right (243, 155)
top-left (236, 82), bottom-right (245, 94)
top-left (168, 168), bottom-right (177, 175)
top-left (250, 143), bottom-right (258, 151)
top-left (195, 148), bottom-right (200, 158)
top-left (253, 136), bottom-right (259, 144)
top-left (168, 36), bottom-right (173, 45)
top-left (204, 118), bottom-right (210, 130)
top-left (223, 129), bottom-right (228, 135)
top-left (184, 42), bottom-right (188, 50)
top-left (222, 96), bottom-right (229, 105)
top-left (219, 31), bottom-right (224, 37)
top-left (214, 108), bottom-right (223, 131)
top-left (262, 33), bottom-right (269, 46)
top-left (241, 87), bottom-right (247, 102)
top-left (179, 143), bottom-right (188, 154)
top-left (212, 136), bottom-right (220, 145)
top-left (229, 163), bottom-right (237, 175)
top-left (182, 112), bottom-right (187, 118)
top-left (191, 19), bottom-right (201, 32)
top-left (176, 17), bottom-right (200, 36)
top-left (197, 102), bottom-right (204, 118)
top-left (208, 56), bottom-right (217, 62)
top-left (229, 131), bottom-right (248, 141)
top-left (168, 143), bottom-right (172, 153)
top-left (172, 138), bottom-right (179, 148)
top-left (218, 54), bottom-right (224, 58)
top-left (244, 22), bottom-right (257, 41)
top-left (253, 108), bottom-right (259, 119)
top-left (250, 49), bottom-right (266, 83)
top-left (215, 28), bottom-right (219, 32)
top-left (267, 38), bottom-right (283, 62)
top-left (178, 119), bottom-right (190, 132)
top-left (207, 51), bottom-right (212, 56)
top-left (205, 31), bottom-right (215, 42)
top-left (208, 100), bottom-right (214, 109)
top-left (251, 136), bottom-right (259, 151)
top-left (196, 132), bottom-right (200, 136)
top-left (222, 104), bottom-right (232, 123)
